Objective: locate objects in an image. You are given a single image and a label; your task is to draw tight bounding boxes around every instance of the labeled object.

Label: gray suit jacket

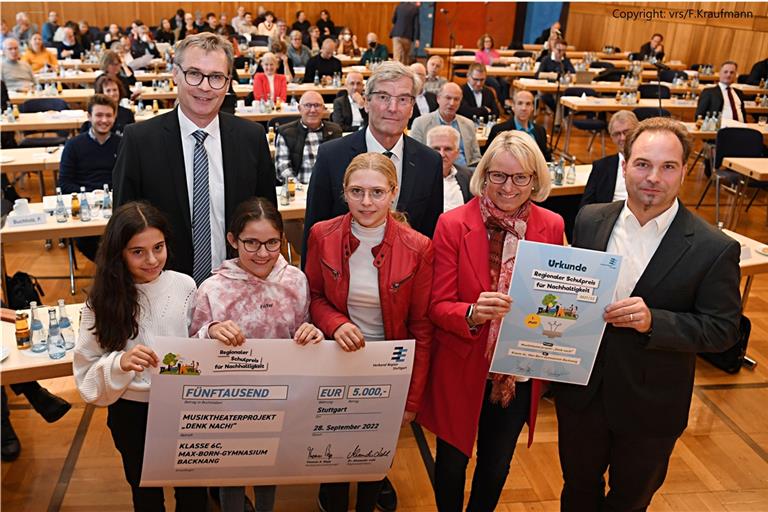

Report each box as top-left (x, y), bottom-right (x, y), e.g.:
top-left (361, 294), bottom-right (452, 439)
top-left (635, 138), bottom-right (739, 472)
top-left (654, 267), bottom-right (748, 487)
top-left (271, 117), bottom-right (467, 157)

top-left (554, 201), bottom-right (741, 437)
top-left (409, 111), bottom-right (482, 167)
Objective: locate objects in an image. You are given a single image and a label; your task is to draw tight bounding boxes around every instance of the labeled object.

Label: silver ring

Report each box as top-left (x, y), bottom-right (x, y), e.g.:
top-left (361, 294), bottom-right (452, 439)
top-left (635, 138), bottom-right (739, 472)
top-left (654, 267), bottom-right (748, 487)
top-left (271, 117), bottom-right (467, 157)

top-left (630, 313), bottom-right (634, 322)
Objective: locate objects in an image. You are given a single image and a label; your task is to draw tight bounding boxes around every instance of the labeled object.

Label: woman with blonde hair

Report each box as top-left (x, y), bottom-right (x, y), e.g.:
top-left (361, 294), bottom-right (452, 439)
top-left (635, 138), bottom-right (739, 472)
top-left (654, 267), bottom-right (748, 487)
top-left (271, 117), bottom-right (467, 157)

top-left (305, 153), bottom-right (433, 512)
top-left (21, 33), bottom-right (58, 72)
top-left (252, 52), bottom-right (287, 102)
top-left (419, 131), bottom-right (564, 511)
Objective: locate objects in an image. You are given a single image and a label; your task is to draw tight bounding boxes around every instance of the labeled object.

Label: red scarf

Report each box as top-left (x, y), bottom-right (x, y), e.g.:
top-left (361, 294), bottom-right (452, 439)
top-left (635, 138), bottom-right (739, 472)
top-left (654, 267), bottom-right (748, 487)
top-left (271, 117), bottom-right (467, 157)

top-left (479, 194), bottom-right (530, 407)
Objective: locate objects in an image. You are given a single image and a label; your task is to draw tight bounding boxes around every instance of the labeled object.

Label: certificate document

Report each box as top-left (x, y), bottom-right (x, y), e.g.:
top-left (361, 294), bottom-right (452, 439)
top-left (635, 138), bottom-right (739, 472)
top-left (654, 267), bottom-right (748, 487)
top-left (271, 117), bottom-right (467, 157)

top-left (140, 337), bottom-right (414, 486)
top-left (490, 240), bottom-right (621, 385)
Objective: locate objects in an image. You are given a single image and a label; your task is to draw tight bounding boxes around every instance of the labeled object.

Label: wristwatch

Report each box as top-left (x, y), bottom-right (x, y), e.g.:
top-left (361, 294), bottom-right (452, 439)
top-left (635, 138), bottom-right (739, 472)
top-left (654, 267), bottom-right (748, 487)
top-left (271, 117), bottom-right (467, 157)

top-left (465, 303), bottom-right (477, 328)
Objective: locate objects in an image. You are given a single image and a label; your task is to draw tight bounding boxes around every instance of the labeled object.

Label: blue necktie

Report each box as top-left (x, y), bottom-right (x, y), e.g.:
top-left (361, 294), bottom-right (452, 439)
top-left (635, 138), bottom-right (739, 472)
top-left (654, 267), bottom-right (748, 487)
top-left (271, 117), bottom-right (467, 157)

top-left (191, 130), bottom-right (210, 285)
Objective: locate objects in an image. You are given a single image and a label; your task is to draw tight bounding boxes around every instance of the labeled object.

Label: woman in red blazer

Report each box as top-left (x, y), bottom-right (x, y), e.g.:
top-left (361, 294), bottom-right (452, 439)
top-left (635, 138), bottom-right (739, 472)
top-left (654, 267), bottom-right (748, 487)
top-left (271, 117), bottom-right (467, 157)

top-left (252, 52), bottom-right (288, 102)
top-left (418, 131), bottom-right (564, 511)
top-left (305, 152), bottom-right (433, 512)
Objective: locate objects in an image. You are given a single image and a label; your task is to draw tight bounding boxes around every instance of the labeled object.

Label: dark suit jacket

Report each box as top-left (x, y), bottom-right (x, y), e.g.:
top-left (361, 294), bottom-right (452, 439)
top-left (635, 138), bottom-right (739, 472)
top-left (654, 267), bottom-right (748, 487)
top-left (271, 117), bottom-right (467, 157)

top-left (408, 91), bottom-right (438, 128)
top-left (579, 153), bottom-right (620, 208)
top-left (639, 41), bottom-right (665, 61)
top-left (484, 119), bottom-right (551, 161)
top-left (554, 201), bottom-right (741, 437)
top-left (301, 129), bottom-right (443, 267)
top-left (454, 164), bottom-right (473, 204)
top-left (112, 108), bottom-right (277, 276)
top-left (390, 2), bottom-right (420, 41)
top-left (747, 58), bottom-right (768, 85)
top-left (331, 94), bottom-right (368, 132)
top-left (458, 84), bottom-right (499, 122)
top-left (695, 85), bottom-right (747, 121)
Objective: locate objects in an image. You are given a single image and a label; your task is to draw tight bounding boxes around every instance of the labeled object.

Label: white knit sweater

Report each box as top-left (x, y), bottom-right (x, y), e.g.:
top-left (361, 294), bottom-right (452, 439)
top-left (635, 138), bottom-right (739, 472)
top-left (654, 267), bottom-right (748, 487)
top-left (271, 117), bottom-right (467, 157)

top-left (74, 271), bottom-right (196, 406)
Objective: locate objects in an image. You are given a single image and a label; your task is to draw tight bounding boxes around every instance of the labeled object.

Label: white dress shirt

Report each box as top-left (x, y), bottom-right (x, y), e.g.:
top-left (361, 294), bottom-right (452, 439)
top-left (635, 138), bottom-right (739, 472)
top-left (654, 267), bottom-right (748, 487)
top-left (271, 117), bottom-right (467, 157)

top-left (611, 153), bottom-right (627, 202)
top-left (473, 89), bottom-right (483, 108)
top-left (348, 95), bottom-right (364, 127)
top-left (266, 73), bottom-right (275, 101)
top-left (607, 200), bottom-right (679, 301)
top-left (415, 93), bottom-right (430, 116)
top-left (718, 82), bottom-right (744, 122)
top-left (443, 166), bottom-right (465, 212)
top-left (177, 108), bottom-right (227, 270)
top-left (365, 128), bottom-right (404, 206)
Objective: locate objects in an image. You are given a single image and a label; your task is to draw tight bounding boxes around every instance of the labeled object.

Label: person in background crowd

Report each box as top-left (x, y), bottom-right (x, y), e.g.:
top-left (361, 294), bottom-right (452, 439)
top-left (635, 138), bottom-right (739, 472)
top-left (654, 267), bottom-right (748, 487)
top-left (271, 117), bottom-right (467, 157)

top-left (410, 82), bottom-right (481, 167)
top-left (0, 38), bottom-right (36, 91)
top-left (426, 125), bottom-right (473, 211)
top-left (99, 50), bottom-right (137, 100)
top-left (253, 6), bottom-right (268, 27)
top-left (155, 18), bottom-right (175, 44)
top-left (77, 20), bottom-right (97, 50)
top-left (303, 38), bottom-right (342, 84)
top-left (419, 130), bottom-right (564, 512)
top-left (423, 55), bottom-right (447, 95)
top-left (336, 27), bottom-right (360, 58)
top-left (252, 52), bottom-right (287, 103)
top-left (42, 11), bottom-right (58, 45)
top-left (407, 62), bottom-right (438, 126)
top-left (390, 2), bottom-right (420, 65)
top-left (306, 152), bottom-right (433, 512)
top-left (179, 12), bottom-right (198, 40)
top-left (332, 71), bottom-right (368, 132)
top-left (22, 33), bottom-right (58, 72)
top-left (639, 32), bottom-right (665, 61)
top-left (11, 12), bottom-right (36, 43)
top-left (360, 32), bottom-right (389, 65)
top-left (58, 26), bottom-right (84, 59)
top-left (0, 20), bottom-right (9, 46)
top-left (458, 62), bottom-right (500, 122)
top-left (536, 39), bottom-right (575, 114)
top-left (292, 10), bottom-right (310, 37)
top-left (475, 33), bottom-right (508, 104)
top-left (276, 90), bottom-right (343, 185)
top-left (256, 40), bottom-right (294, 82)
top-left (231, 6), bottom-right (246, 33)
top-left (131, 24), bottom-right (160, 60)
top-left (287, 30), bottom-right (311, 68)
top-left (218, 14), bottom-right (236, 37)
top-left (555, 117), bottom-right (741, 512)
top-left (485, 89), bottom-right (551, 161)
top-left (273, 19), bottom-right (289, 46)
top-left (103, 23), bottom-right (122, 45)
top-left (534, 20), bottom-right (561, 44)
top-left (316, 9), bottom-right (335, 42)
top-left (192, 197), bottom-right (324, 512)
top-left (60, 94), bottom-right (121, 261)
top-left (580, 110), bottom-right (639, 208)
top-left (113, 33), bottom-right (277, 282)
top-left (237, 12), bottom-right (258, 38)
top-left (257, 11), bottom-right (278, 40)
top-left (307, 25), bottom-right (321, 56)
top-left (747, 56), bottom-right (768, 86)
top-left (74, 201), bottom-right (209, 511)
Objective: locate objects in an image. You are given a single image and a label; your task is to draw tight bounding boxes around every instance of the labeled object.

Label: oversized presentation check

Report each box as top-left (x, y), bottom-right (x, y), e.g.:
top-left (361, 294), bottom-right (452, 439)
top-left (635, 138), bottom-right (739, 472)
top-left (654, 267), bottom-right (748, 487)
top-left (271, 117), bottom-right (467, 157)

top-left (490, 241), bottom-right (622, 385)
top-left (140, 337), bottom-right (414, 486)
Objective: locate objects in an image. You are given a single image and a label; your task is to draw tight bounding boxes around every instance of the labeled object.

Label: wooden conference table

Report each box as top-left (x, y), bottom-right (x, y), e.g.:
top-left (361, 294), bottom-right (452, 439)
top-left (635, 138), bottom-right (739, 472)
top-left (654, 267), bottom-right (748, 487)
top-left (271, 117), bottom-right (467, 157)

top-left (513, 78), bottom-right (768, 97)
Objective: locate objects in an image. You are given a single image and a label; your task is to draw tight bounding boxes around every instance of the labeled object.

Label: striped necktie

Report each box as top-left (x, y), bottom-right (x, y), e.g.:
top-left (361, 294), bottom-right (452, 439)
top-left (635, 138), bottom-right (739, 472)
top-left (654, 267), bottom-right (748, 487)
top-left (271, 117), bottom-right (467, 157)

top-left (191, 129), bottom-right (211, 285)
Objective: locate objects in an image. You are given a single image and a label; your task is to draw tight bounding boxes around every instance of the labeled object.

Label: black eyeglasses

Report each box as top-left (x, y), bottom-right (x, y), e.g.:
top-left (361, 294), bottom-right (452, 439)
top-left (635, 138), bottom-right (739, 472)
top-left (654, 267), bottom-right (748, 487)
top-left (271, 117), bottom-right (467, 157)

top-left (176, 64), bottom-right (230, 90)
top-left (238, 238), bottom-right (282, 253)
top-left (487, 171), bottom-right (534, 186)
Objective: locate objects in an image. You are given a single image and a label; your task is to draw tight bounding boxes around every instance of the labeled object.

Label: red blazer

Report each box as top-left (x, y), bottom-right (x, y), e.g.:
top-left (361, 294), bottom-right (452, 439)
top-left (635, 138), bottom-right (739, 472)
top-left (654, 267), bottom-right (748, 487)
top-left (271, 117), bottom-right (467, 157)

top-left (252, 73), bottom-right (287, 102)
top-left (417, 197), bottom-right (564, 457)
top-left (306, 213), bottom-right (434, 413)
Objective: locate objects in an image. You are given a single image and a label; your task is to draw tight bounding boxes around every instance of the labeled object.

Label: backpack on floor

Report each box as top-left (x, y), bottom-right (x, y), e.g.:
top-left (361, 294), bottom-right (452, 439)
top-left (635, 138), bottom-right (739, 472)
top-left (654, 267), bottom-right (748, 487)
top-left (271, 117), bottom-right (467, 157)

top-left (4, 271), bottom-right (45, 310)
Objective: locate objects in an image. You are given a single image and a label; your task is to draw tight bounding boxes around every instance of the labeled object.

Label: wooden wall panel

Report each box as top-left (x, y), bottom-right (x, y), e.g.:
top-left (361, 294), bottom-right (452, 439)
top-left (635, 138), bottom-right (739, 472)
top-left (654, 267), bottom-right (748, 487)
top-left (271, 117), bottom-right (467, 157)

top-left (567, 2), bottom-right (768, 72)
top-left (2, 2), bottom-right (399, 48)
top-left (431, 2), bottom-right (516, 52)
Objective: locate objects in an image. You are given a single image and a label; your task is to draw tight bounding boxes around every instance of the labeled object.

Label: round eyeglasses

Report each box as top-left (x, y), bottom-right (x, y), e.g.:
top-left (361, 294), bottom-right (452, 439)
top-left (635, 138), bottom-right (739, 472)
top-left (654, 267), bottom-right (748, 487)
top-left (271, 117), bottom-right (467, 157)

top-left (238, 238), bottom-right (282, 253)
top-left (176, 64), bottom-right (230, 90)
top-left (345, 186), bottom-right (392, 202)
top-left (487, 171), bottom-right (534, 186)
